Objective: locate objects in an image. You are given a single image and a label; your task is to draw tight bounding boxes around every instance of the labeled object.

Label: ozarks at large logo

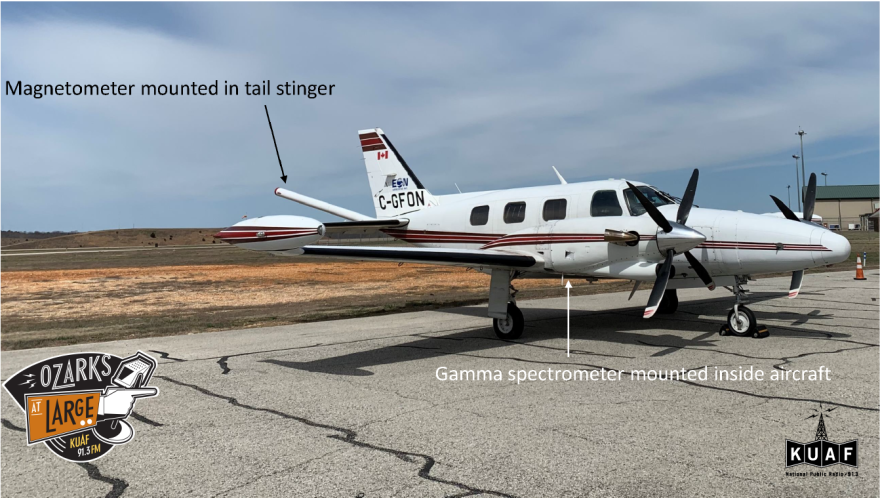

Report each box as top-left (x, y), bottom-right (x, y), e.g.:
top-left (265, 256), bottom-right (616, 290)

top-left (3, 351), bottom-right (159, 462)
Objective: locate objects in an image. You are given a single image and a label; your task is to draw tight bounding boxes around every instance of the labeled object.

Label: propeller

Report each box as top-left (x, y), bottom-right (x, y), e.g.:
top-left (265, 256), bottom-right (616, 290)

top-left (789, 270), bottom-right (804, 299)
top-left (769, 172), bottom-right (817, 223)
top-left (770, 195), bottom-right (800, 222)
top-left (644, 250), bottom-right (674, 317)
top-left (626, 169), bottom-right (715, 319)
top-left (803, 173), bottom-right (817, 222)
top-left (676, 168), bottom-right (699, 225)
top-left (767, 173), bottom-right (818, 300)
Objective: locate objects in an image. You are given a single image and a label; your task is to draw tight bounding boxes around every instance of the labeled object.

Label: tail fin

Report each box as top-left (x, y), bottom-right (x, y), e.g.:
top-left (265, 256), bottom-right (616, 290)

top-left (359, 128), bottom-right (438, 218)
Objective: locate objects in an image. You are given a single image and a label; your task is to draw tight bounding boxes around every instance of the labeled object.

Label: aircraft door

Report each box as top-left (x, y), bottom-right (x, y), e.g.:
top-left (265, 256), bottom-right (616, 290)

top-left (537, 221), bottom-right (556, 270)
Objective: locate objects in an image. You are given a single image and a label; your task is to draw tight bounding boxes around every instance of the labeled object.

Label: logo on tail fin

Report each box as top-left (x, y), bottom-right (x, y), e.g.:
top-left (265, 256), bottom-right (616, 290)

top-left (378, 151), bottom-right (389, 160)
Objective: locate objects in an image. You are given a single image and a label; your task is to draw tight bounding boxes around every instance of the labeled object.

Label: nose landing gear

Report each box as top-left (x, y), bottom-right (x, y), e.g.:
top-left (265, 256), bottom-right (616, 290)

top-left (726, 305), bottom-right (756, 335)
top-left (719, 276), bottom-right (768, 338)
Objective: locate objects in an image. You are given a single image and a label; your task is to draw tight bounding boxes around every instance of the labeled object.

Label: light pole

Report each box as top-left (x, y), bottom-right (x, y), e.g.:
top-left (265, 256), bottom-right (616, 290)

top-left (797, 127), bottom-right (807, 203)
top-left (792, 154), bottom-right (801, 211)
top-left (787, 185), bottom-right (791, 208)
top-left (821, 172), bottom-right (827, 186)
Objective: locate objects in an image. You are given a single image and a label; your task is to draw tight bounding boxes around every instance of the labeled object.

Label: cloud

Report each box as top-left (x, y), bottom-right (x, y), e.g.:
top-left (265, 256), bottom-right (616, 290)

top-left (1, 3), bottom-right (877, 230)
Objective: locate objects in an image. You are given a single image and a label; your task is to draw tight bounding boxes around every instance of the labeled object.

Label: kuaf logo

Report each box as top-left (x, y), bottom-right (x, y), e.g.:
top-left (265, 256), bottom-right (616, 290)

top-left (3, 351), bottom-right (159, 462)
top-left (785, 405), bottom-right (857, 468)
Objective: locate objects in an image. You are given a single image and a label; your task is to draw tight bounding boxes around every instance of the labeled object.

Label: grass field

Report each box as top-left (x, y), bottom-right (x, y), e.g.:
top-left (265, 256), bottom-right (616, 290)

top-left (1, 229), bottom-right (876, 351)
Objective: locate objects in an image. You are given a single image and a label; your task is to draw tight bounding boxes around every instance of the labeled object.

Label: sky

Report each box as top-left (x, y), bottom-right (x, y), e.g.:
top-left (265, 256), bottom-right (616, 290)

top-left (2, 2), bottom-right (878, 231)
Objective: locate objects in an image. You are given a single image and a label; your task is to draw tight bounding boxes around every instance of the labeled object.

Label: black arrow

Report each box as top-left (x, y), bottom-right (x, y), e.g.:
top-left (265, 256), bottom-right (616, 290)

top-left (264, 105), bottom-right (287, 183)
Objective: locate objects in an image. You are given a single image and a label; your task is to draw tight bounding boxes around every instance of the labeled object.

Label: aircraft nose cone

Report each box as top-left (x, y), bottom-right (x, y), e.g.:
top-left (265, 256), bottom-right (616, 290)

top-left (820, 230), bottom-right (851, 265)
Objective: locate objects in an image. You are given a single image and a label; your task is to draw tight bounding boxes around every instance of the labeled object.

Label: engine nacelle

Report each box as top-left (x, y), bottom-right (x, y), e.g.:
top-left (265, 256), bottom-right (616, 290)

top-left (214, 215), bottom-right (324, 252)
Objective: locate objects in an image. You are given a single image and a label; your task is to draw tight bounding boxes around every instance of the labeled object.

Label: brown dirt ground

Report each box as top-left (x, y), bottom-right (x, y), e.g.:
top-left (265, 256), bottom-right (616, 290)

top-left (0, 261), bottom-right (628, 350)
top-left (2, 230), bottom-right (874, 351)
top-left (2, 228), bottom-right (221, 250)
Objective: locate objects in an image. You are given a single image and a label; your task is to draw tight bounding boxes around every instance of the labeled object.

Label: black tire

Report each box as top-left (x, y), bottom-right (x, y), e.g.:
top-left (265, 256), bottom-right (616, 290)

top-left (657, 289), bottom-right (679, 314)
top-left (727, 306), bottom-right (757, 337)
top-left (493, 303), bottom-right (524, 340)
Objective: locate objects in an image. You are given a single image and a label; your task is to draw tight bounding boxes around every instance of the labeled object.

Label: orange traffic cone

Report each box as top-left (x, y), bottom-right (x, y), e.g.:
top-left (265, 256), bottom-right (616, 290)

top-left (854, 256), bottom-right (867, 280)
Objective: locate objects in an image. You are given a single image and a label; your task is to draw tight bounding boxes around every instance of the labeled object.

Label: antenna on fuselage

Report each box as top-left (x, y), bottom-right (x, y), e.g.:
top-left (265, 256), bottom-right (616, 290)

top-left (454, 183), bottom-right (462, 193)
top-left (552, 166), bottom-right (567, 185)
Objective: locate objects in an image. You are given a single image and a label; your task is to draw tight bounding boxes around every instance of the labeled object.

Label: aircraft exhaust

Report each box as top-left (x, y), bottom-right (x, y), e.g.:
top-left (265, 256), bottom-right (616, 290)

top-left (604, 229), bottom-right (639, 246)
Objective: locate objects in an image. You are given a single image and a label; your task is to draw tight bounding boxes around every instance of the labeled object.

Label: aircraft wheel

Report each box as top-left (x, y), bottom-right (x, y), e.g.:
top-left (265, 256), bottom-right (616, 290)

top-left (727, 306), bottom-right (757, 337)
top-left (493, 303), bottom-right (524, 340)
top-left (657, 289), bottom-right (679, 314)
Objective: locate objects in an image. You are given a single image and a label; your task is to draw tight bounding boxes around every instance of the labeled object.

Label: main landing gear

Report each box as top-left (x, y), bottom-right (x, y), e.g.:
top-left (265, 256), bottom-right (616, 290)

top-left (719, 275), bottom-right (768, 338)
top-left (493, 302), bottom-right (524, 340)
top-left (489, 270), bottom-right (525, 339)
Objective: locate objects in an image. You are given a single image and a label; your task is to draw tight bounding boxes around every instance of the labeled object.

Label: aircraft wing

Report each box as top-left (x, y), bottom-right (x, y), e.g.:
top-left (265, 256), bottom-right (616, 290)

top-left (296, 245), bottom-right (538, 269)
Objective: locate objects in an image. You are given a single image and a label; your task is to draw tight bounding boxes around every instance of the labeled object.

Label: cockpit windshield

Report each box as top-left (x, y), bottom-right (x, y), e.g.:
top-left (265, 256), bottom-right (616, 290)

top-left (624, 186), bottom-right (675, 216)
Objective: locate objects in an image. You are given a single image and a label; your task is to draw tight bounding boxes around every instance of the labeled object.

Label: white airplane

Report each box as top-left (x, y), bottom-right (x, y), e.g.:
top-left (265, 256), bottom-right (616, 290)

top-left (216, 128), bottom-right (851, 339)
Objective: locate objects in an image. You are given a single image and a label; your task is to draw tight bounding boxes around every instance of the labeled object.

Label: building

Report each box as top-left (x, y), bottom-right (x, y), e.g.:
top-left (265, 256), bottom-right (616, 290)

top-left (809, 184), bottom-right (879, 230)
top-left (869, 209), bottom-right (879, 232)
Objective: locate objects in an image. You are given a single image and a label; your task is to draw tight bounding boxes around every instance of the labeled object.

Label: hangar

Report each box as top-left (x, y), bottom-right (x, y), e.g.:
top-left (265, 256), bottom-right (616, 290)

top-left (808, 184), bottom-right (879, 230)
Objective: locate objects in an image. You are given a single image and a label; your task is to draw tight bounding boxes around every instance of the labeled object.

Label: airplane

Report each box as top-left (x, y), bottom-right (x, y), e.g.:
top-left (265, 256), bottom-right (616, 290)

top-left (215, 128), bottom-right (851, 339)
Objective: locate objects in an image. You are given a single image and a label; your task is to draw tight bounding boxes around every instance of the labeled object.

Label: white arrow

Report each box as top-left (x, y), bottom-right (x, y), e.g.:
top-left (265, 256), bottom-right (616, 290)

top-left (565, 280), bottom-right (572, 357)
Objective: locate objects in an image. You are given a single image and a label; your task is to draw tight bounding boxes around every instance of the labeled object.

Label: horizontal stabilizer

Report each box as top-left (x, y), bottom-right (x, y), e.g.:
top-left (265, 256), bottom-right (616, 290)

top-left (323, 219), bottom-right (408, 231)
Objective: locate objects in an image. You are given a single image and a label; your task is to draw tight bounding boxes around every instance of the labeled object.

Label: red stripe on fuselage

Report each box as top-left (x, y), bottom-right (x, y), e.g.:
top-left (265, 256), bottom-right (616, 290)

top-left (382, 229), bottom-right (828, 252)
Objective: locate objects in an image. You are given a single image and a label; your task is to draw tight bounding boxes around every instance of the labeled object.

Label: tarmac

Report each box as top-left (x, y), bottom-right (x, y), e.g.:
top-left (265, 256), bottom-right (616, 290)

top-left (2, 270), bottom-right (878, 497)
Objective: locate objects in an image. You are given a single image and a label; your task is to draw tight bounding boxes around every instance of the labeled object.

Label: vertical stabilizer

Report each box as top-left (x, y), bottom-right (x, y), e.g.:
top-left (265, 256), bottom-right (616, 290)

top-left (359, 128), bottom-right (438, 218)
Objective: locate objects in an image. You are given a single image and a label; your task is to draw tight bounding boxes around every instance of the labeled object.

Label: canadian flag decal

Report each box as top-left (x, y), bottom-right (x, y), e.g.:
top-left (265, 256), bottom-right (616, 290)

top-left (377, 151), bottom-right (389, 160)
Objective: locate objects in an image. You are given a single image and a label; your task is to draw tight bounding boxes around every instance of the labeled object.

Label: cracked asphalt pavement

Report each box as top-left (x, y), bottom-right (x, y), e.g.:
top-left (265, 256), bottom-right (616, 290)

top-left (2, 271), bottom-right (878, 497)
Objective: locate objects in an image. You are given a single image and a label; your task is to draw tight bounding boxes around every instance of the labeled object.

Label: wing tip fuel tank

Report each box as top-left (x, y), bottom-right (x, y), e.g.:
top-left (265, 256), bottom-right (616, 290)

top-left (214, 215), bottom-right (324, 251)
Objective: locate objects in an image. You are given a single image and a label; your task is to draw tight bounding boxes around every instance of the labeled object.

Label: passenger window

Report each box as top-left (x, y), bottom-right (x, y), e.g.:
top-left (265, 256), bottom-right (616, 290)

top-left (590, 190), bottom-right (623, 217)
top-left (543, 199), bottom-right (567, 221)
top-left (470, 205), bottom-right (489, 226)
top-left (503, 202), bottom-right (527, 224)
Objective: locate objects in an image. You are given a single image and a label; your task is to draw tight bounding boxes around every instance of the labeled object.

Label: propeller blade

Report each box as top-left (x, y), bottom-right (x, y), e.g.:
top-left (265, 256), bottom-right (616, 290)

top-left (676, 169), bottom-right (699, 225)
top-left (770, 195), bottom-right (800, 222)
top-left (684, 250), bottom-right (715, 290)
top-left (644, 250), bottom-right (674, 318)
top-left (789, 270), bottom-right (804, 298)
top-left (803, 173), bottom-right (817, 222)
top-left (628, 280), bottom-right (641, 301)
top-left (626, 181), bottom-right (672, 232)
